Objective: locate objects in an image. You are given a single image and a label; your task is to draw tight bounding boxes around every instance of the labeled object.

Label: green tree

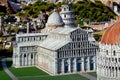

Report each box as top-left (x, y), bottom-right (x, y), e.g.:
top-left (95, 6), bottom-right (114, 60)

top-left (0, 12), bottom-right (5, 16)
top-left (0, 30), bottom-right (3, 36)
top-left (7, 46), bottom-right (13, 54)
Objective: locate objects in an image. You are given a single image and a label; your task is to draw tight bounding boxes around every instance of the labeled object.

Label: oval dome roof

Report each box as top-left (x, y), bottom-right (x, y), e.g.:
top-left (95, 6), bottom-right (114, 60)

top-left (101, 21), bottom-right (120, 45)
top-left (46, 11), bottom-right (64, 27)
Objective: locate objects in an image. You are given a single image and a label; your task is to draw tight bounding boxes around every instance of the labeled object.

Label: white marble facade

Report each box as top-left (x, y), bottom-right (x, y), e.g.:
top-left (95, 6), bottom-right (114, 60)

top-left (97, 44), bottom-right (120, 80)
top-left (13, 4), bottom-right (98, 75)
top-left (96, 19), bottom-right (120, 80)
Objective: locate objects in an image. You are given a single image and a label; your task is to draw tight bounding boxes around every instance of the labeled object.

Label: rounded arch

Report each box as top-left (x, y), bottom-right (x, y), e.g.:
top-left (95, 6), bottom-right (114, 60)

top-left (106, 50), bottom-right (108, 55)
top-left (113, 50), bottom-right (116, 56)
top-left (31, 54), bottom-right (33, 59)
top-left (24, 54), bottom-right (26, 58)
top-left (23, 54), bottom-right (27, 66)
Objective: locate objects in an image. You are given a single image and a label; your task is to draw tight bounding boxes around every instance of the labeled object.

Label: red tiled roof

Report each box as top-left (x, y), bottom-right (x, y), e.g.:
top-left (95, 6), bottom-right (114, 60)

top-left (101, 21), bottom-right (120, 45)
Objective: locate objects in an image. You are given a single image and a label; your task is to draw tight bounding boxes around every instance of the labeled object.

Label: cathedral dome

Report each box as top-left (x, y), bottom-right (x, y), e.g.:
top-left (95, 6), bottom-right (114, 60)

top-left (46, 10), bottom-right (64, 28)
top-left (101, 21), bottom-right (120, 45)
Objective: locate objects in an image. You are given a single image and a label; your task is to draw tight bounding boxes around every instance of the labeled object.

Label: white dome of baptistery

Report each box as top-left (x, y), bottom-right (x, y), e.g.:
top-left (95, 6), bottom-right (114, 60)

top-left (46, 10), bottom-right (64, 27)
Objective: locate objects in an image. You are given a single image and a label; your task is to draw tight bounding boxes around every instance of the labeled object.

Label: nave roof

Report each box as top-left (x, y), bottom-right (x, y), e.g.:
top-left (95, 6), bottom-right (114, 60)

top-left (38, 38), bottom-right (69, 50)
top-left (51, 27), bottom-right (78, 34)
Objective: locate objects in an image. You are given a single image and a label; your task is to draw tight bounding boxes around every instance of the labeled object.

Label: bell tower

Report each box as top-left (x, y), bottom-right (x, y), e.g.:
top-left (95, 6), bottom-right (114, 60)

top-left (60, 4), bottom-right (75, 28)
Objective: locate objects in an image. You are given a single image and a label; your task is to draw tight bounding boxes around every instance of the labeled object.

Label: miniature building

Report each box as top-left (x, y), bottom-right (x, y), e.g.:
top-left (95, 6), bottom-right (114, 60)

top-left (13, 4), bottom-right (98, 75)
top-left (97, 21), bottom-right (120, 80)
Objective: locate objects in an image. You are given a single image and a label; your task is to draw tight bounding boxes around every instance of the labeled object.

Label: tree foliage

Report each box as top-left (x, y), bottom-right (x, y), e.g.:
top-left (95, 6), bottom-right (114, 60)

top-left (71, 1), bottom-right (116, 22)
top-left (0, 30), bottom-right (3, 36)
top-left (18, 1), bottom-right (55, 18)
top-left (17, 1), bottom-right (116, 22)
top-left (0, 12), bottom-right (5, 16)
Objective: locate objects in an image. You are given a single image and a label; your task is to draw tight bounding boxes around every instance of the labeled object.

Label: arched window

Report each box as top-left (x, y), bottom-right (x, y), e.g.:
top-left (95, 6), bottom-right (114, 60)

top-left (64, 14), bottom-right (66, 18)
top-left (64, 8), bottom-right (66, 11)
top-left (112, 67), bottom-right (114, 71)
top-left (113, 50), bottom-right (116, 56)
top-left (109, 58), bottom-right (111, 61)
top-left (69, 7), bottom-right (71, 11)
top-left (31, 54), bottom-right (33, 59)
top-left (119, 58), bottom-right (120, 62)
top-left (115, 58), bottom-right (117, 63)
top-left (24, 54), bottom-right (26, 58)
top-left (21, 38), bottom-right (23, 42)
top-left (112, 58), bottom-right (114, 62)
top-left (28, 37), bottom-right (29, 41)
top-left (106, 50), bottom-right (108, 55)
top-left (34, 37), bottom-right (35, 41)
top-left (57, 52), bottom-right (59, 58)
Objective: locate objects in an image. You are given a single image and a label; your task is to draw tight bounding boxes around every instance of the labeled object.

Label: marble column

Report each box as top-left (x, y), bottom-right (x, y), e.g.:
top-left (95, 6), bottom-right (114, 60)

top-left (54, 60), bottom-right (58, 75)
top-left (19, 38), bottom-right (21, 42)
top-left (87, 57), bottom-right (90, 71)
top-left (93, 56), bottom-right (96, 71)
top-left (115, 68), bottom-right (117, 77)
top-left (62, 59), bottom-right (64, 73)
top-left (34, 53), bottom-right (37, 65)
top-left (117, 67), bottom-right (120, 77)
top-left (81, 57), bottom-right (84, 72)
top-left (74, 58), bottom-right (77, 72)
top-left (25, 54), bottom-right (27, 66)
top-left (108, 68), bottom-right (110, 77)
top-left (27, 54), bottom-right (29, 66)
top-left (68, 58), bottom-right (71, 72)
top-left (32, 53), bottom-right (34, 65)
top-left (15, 56), bottom-right (16, 66)
top-left (38, 54), bottom-right (40, 64)
top-left (114, 67), bottom-right (115, 78)
top-left (36, 54), bottom-right (38, 64)
top-left (26, 37), bottom-right (28, 42)
top-left (31, 54), bottom-right (33, 66)
top-left (28, 54), bottom-right (31, 66)
top-left (13, 54), bottom-right (15, 66)
top-left (17, 55), bottom-right (20, 66)
top-left (22, 54), bottom-right (24, 66)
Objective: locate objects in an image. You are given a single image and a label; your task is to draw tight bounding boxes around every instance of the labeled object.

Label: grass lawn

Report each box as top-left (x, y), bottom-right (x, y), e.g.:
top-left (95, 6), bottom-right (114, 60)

top-left (87, 72), bottom-right (97, 77)
top-left (5, 60), bottom-right (48, 77)
top-left (6, 60), bottom-right (12, 68)
top-left (9, 67), bottom-right (48, 77)
top-left (19, 74), bottom-right (89, 80)
top-left (0, 60), bottom-right (12, 80)
top-left (6, 60), bottom-right (89, 80)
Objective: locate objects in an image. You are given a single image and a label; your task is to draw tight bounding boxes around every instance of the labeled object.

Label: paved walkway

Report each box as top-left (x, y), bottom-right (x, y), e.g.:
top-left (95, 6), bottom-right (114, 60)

top-left (2, 59), bottom-right (18, 80)
top-left (18, 75), bottom-right (50, 79)
top-left (79, 73), bottom-right (97, 80)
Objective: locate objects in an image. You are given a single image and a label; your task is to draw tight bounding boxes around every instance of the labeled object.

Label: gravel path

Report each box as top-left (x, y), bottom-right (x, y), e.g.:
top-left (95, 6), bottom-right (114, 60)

top-left (79, 72), bottom-right (97, 80)
top-left (2, 59), bottom-right (18, 80)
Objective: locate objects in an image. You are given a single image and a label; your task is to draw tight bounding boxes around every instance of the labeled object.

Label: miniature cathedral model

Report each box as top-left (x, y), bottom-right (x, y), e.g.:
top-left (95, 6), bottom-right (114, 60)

top-left (13, 4), bottom-right (98, 75)
top-left (97, 21), bottom-right (120, 80)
